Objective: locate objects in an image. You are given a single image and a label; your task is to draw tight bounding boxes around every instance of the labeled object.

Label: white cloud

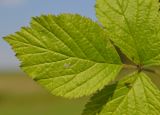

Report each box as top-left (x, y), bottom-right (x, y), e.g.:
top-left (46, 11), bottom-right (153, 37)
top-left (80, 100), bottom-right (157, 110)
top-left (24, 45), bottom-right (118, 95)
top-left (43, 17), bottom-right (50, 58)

top-left (0, 0), bottom-right (25, 6)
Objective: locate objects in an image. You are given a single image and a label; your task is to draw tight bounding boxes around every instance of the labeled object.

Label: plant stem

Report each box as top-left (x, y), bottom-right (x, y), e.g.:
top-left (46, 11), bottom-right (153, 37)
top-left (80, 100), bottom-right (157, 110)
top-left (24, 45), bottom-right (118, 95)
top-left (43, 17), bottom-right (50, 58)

top-left (123, 64), bottom-right (137, 69)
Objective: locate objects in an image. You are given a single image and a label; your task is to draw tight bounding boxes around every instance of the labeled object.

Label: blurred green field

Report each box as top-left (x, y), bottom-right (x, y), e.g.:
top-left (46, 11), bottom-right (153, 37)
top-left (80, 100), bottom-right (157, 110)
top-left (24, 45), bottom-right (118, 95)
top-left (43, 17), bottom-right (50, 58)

top-left (0, 73), bottom-right (88, 115)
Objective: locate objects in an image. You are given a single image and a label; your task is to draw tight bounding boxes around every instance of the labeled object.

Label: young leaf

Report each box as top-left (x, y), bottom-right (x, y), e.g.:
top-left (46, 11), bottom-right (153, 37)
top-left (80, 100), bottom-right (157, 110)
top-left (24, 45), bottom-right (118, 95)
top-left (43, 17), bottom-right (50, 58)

top-left (4, 14), bottom-right (122, 98)
top-left (83, 72), bottom-right (160, 115)
top-left (96, 0), bottom-right (160, 66)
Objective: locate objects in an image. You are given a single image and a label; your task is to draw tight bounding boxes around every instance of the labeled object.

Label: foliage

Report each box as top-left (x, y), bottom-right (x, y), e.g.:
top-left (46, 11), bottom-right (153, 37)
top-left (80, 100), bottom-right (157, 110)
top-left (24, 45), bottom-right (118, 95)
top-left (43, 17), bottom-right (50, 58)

top-left (4, 0), bottom-right (160, 114)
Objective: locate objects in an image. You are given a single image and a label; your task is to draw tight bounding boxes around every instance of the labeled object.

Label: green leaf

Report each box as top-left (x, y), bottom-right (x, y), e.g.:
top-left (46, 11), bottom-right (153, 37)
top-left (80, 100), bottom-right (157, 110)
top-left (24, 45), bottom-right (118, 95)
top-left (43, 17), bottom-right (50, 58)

top-left (96, 0), bottom-right (160, 66)
top-left (82, 81), bottom-right (118, 115)
top-left (83, 72), bottom-right (160, 115)
top-left (4, 14), bottom-right (122, 98)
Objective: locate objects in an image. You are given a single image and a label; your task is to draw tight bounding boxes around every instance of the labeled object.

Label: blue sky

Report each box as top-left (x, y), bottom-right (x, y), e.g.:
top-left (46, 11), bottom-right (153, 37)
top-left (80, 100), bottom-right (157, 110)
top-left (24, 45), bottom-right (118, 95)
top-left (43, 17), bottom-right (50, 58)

top-left (0, 0), bottom-right (96, 71)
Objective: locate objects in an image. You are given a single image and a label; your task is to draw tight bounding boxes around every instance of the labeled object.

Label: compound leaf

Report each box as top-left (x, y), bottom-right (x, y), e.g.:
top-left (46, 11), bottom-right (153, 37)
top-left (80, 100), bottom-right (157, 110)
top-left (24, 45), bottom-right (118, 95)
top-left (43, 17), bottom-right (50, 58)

top-left (4, 14), bottom-right (122, 98)
top-left (96, 0), bottom-right (160, 66)
top-left (83, 72), bottom-right (160, 115)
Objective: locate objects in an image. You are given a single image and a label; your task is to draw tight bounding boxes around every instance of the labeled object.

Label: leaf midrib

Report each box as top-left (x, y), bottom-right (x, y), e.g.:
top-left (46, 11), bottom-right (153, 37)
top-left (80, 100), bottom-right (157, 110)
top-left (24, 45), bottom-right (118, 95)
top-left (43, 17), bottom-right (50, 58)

top-left (9, 38), bottom-right (120, 65)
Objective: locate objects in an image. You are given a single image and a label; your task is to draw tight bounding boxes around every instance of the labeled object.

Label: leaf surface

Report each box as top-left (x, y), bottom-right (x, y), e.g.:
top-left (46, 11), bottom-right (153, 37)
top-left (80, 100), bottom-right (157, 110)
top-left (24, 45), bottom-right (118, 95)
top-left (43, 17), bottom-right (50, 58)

top-left (83, 72), bottom-right (160, 115)
top-left (96, 0), bottom-right (160, 66)
top-left (4, 14), bottom-right (122, 98)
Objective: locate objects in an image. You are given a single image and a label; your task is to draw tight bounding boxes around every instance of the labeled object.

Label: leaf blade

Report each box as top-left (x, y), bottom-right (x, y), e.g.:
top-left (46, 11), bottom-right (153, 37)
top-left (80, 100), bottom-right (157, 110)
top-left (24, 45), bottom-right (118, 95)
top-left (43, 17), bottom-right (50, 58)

top-left (4, 14), bottom-right (122, 98)
top-left (96, 0), bottom-right (160, 66)
top-left (83, 72), bottom-right (160, 115)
